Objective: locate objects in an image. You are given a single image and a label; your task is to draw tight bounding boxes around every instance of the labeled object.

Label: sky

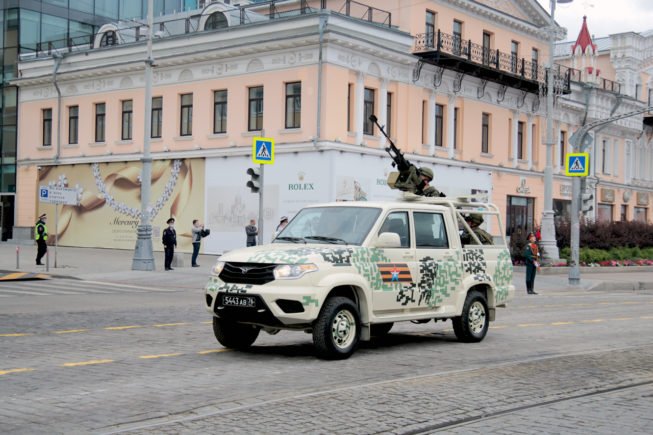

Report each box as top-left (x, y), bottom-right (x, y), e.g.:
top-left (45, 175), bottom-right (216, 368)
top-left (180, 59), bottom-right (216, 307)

top-left (536, 0), bottom-right (653, 41)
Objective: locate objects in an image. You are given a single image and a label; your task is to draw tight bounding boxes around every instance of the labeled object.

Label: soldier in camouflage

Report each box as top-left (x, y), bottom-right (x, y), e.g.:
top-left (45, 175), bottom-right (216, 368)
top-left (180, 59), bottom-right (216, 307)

top-left (417, 167), bottom-right (443, 197)
top-left (461, 213), bottom-right (493, 245)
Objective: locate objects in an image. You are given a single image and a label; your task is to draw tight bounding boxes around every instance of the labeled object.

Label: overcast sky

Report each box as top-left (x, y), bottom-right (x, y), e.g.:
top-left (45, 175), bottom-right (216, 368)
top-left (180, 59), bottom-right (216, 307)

top-left (536, 0), bottom-right (653, 41)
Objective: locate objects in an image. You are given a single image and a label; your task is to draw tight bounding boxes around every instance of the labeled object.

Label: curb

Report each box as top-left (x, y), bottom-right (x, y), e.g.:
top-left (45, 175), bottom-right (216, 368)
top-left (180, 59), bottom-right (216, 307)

top-left (0, 271), bottom-right (50, 281)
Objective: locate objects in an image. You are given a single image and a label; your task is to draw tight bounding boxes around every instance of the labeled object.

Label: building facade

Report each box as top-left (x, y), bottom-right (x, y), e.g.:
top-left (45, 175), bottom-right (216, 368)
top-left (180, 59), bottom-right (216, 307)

top-left (11, 0), bottom-right (653, 255)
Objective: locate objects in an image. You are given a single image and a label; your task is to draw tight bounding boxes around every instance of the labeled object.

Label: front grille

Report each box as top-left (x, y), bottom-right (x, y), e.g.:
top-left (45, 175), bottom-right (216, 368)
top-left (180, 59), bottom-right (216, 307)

top-left (219, 262), bottom-right (277, 285)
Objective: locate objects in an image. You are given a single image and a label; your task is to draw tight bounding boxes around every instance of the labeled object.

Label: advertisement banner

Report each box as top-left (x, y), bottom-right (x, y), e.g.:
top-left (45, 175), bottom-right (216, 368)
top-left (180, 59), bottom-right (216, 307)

top-left (37, 159), bottom-right (205, 252)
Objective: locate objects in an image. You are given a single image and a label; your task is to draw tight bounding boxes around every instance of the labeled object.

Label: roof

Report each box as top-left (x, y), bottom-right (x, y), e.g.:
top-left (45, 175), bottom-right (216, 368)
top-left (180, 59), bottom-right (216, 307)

top-left (571, 16), bottom-right (597, 54)
top-left (556, 36), bottom-right (610, 58)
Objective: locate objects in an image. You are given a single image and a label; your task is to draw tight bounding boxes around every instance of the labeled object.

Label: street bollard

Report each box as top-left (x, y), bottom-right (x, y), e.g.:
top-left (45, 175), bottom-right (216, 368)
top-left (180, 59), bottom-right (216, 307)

top-left (16, 245), bottom-right (19, 269)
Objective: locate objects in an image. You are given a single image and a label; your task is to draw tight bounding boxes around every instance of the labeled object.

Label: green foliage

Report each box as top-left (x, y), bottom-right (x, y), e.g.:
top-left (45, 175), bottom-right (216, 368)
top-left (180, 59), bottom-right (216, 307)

top-left (559, 246), bottom-right (653, 263)
top-left (556, 220), bottom-right (653, 250)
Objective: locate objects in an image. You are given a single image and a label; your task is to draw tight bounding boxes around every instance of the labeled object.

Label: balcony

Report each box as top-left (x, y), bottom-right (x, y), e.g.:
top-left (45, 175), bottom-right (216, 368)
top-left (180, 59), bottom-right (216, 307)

top-left (413, 30), bottom-right (571, 95)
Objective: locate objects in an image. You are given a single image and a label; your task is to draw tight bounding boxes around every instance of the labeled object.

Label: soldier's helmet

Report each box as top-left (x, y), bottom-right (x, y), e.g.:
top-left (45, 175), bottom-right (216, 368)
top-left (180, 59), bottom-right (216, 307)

top-left (418, 167), bottom-right (434, 181)
top-left (466, 213), bottom-right (484, 226)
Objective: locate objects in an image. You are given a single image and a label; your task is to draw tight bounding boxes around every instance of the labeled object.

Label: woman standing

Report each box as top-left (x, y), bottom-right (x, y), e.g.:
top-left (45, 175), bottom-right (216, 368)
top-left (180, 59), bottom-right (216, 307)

top-left (523, 232), bottom-right (540, 295)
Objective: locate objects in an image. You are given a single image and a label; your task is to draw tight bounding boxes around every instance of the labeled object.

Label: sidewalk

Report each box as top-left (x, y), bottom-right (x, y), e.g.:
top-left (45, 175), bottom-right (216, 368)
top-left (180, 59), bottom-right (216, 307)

top-left (1, 242), bottom-right (652, 292)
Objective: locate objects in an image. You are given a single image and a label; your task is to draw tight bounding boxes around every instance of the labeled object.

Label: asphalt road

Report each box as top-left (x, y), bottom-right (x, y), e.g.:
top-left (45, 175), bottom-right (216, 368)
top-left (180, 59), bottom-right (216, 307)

top-left (1, 279), bottom-right (652, 434)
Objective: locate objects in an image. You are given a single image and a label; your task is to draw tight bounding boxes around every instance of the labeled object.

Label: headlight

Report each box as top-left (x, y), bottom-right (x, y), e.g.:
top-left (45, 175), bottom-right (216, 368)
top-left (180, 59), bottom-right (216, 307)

top-left (212, 261), bottom-right (225, 276)
top-left (273, 263), bottom-right (318, 279)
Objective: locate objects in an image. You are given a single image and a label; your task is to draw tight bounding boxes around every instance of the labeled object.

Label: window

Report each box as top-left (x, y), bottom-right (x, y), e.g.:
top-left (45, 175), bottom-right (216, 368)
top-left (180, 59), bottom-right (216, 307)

top-left (511, 41), bottom-right (519, 73)
top-left (180, 93), bottom-right (193, 136)
top-left (204, 11), bottom-right (228, 30)
top-left (285, 82), bottom-right (301, 129)
top-left (481, 113), bottom-right (490, 153)
top-left (42, 108), bottom-right (52, 146)
top-left (554, 199), bottom-right (571, 223)
top-left (435, 104), bottom-right (444, 147)
top-left (363, 88), bottom-right (375, 135)
top-left (531, 48), bottom-right (539, 80)
top-left (560, 131), bottom-right (567, 167)
top-left (95, 103), bottom-right (105, 143)
top-left (517, 121), bottom-right (524, 160)
top-left (634, 207), bottom-right (648, 222)
top-left (212, 90), bottom-right (228, 134)
top-left (151, 97), bottom-right (162, 138)
top-left (248, 86), bottom-right (263, 131)
top-left (68, 105), bottom-right (78, 145)
top-left (620, 205), bottom-right (628, 221)
top-left (506, 195), bottom-right (535, 236)
top-left (482, 31), bottom-right (491, 65)
top-left (421, 101), bottom-right (426, 144)
top-left (454, 108), bottom-right (459, 149)
top-left (453, 20), bottom-right (463, 55)
top-left (597, 204), bottom-right (613, 222)
top-left (635, 84), bottom-right (641, 101)
top-left (425, 11), bottom-right (436, 47)
top-left (121, 100), bottom-right (133, 140)
top-left (386, 92), bottom-right (393, 138)
top-left (414, 212), bottom-right (449, 248)
top-left (347, 83), bottom-right (352, 131)
top-left (601, 139), bottom-right (607, 173)
top-left (378, 211), bottom-right (410, 248)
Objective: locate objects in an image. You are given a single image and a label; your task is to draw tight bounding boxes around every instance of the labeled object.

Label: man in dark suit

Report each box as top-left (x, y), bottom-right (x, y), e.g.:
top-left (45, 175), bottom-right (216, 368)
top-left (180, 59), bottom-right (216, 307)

top-left (162, 217), bottom-right (177, 271)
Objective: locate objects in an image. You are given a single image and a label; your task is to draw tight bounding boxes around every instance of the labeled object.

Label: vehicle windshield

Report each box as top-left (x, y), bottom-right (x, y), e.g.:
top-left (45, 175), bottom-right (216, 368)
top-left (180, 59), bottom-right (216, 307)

top-left (274, 206), bottom-right (382, 246)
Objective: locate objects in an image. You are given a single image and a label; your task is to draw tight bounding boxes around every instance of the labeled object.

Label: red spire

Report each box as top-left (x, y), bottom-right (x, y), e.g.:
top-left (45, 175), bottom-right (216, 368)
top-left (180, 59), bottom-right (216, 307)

top-left (572, 16), bottom-right (597, 54)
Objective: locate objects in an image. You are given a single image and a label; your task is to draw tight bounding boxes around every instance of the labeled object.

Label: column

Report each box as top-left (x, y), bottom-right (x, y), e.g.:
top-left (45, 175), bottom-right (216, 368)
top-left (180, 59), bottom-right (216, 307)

top-left (427, 91), bottom-right (436, 156)
top-left (511, 110), bottom-right (518, 167)
top-left (526, 115), bottom-right (533, 171)
top-left (355, 72), bottom-right (364, 145)
top-left (378, 79), bottom-right (388, 148)
top-left (446, 94), bottom-right (455, 159)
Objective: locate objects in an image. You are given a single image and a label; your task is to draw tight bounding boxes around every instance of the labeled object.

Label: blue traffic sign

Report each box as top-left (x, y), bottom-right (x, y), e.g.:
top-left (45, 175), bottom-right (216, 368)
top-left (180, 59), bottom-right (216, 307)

top-left (252, 137), bottom-right (275, 164)
top-left (565, 153), bottom-right (589, 177)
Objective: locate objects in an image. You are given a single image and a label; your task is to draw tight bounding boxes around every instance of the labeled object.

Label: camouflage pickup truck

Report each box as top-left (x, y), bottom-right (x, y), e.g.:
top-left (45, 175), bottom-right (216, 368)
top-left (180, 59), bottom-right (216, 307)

top-left (205, 196), bottom-right (514, 359)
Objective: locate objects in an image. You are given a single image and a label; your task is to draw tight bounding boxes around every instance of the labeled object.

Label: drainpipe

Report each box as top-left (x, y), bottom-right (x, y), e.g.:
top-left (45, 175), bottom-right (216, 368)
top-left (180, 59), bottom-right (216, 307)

top-left (314, 13), bottom-right (327, 148)
top-left (52, 53), bottom-right (63, 163)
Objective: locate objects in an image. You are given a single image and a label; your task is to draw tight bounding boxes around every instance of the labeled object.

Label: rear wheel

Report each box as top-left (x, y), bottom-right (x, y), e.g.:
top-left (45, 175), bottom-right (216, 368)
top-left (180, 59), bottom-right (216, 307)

top-left (452, 290), bottom-right (489, 343)
top-left (370, 322), bottom-right (394, 336)
top-left (313, 297), bottom-right (361, 360)
top-left (212, 317), bottom-right (260, 349)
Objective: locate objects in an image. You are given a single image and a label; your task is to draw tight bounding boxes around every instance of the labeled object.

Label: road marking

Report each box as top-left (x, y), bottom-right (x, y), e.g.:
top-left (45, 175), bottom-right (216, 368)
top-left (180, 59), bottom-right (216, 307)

top-left (551, 321), bottom-right (575, 326)
top-left (580, 319), bottom-right (605, 323)
top-left (0, 333), bottom-right (32, 337)
top-left (153, 323), bottom-right (189, 328)
top-left (201, 321), bottom-right (213, 325)
top-left (62, 359), bottom-right (113, 367)
top-left (198, 349), bottom-right (230, 355)
top-left (489, 325), bottom-right (508, 329)
top-left (54, 329), bottom-right (88, 334)
top-left (517, 323), bottom-right (544, 327)
top-left (641, 316), bottom-right (653, 319)
top-left (0, 368), bottom-right (34, 376)
top-left (612, 317), bottom-right (633, 321)
top-left (139, 353), bottom-right (183, 359)
top-left (104, 325), bottom-right (143, 331)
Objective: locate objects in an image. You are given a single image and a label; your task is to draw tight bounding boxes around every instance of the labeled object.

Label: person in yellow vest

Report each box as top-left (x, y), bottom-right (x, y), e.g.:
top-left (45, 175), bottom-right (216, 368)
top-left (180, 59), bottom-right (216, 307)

top-left (35, 213), bottom-right (48, 265)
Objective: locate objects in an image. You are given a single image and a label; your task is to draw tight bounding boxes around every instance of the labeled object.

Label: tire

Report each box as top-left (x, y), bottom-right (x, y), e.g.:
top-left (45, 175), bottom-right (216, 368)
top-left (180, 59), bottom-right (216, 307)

top-left (452, 290), bottom-right (489, 343)
top-left (313, 297), bottom-right (361, 360)
top-left (370, 322), bottom-right (394, 336)
top-left (212, 317), bottom-right (260, 349)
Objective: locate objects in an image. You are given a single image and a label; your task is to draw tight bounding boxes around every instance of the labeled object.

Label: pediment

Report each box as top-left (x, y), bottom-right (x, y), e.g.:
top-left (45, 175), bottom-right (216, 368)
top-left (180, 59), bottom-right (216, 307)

top-left (471, 0), bottom-right (549, 28)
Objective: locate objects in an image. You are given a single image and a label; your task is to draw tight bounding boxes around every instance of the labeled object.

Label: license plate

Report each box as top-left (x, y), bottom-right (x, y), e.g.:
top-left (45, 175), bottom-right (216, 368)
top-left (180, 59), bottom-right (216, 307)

top-left (222, 295), bottom-right (256, 308)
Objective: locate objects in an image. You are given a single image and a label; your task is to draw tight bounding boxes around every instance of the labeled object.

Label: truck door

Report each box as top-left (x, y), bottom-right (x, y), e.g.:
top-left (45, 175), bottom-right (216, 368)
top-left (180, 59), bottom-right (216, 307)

top-left (372, 211), bottom-right (417, 315)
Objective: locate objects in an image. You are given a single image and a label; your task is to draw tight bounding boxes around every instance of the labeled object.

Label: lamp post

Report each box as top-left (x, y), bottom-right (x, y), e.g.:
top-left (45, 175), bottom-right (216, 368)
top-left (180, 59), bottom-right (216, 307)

top-left (541, 0), bottom-right (572, 262)
top-left (132, 0), bottom-right (155, 271)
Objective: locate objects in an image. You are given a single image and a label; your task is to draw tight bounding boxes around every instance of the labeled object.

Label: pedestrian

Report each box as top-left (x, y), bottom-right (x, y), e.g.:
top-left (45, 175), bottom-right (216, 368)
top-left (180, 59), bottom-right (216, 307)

top-left (35, 213), bottom-right (48, 265)
top-left (162, 217), bottom-right (177, 271)
top-left (191, 219), bottom-right (203, 268)
top-left (524, 232), bottom-right (540, 295)
top-left (275, 216), bottom-right (288, 237)
top-left (246, 219), bottom-right (258, 247)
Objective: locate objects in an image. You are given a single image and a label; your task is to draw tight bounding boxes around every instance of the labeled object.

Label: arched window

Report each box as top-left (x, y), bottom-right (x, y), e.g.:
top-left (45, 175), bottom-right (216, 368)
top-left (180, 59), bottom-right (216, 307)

top-left (204, 11), bottom-right (228, 30)
top-left (100, 30), bottom-right (117, 47)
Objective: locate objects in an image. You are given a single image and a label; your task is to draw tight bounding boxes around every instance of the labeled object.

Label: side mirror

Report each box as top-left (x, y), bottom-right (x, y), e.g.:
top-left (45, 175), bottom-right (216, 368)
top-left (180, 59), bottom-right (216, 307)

top-left (375, 232), bottom-right (401, 248)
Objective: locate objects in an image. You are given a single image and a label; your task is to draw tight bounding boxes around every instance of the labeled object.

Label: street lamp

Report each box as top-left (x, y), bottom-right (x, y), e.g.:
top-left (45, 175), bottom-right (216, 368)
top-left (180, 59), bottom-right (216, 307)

top-left (540, 0), bottom-right (572, 263)
top-left (132, 0), bottom-right (155, 271)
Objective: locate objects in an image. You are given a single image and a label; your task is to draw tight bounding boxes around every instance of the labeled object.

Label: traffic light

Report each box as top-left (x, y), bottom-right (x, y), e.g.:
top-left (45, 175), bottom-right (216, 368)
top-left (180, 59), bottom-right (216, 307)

top-left (246, 167), bottom-right (260, 193)
top-left (581, 192), bottom-right (594, 215)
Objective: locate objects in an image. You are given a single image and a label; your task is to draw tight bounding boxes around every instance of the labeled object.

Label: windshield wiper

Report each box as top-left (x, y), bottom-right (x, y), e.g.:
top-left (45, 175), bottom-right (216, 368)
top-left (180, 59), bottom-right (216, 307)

top-left (305, 236), bottom-right (348, 245)
top-left (274, 236), bottom-right (307, 244)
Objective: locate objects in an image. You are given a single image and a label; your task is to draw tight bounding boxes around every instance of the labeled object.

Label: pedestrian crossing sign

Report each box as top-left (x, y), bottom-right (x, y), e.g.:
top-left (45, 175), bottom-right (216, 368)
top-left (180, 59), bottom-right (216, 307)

top-left (252, 137), bottom-right (275, 165)
top-left (565, 152), bottom-right (589, 177)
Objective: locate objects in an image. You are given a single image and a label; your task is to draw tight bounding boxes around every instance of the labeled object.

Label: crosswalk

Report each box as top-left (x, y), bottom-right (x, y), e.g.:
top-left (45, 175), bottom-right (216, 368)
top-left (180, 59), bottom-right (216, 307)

top-left (0, 279), bottom-right (180, 297)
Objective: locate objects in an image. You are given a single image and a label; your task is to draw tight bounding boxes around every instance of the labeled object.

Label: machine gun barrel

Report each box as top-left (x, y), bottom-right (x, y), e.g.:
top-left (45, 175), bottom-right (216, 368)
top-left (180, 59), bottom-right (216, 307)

top-left (369, 115), bottom-right (411, 172)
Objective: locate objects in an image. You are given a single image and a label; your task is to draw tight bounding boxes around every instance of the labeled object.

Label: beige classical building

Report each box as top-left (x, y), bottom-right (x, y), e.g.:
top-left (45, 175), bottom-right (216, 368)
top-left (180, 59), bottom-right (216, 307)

top-left (12, 0), bottom-right (653, 254)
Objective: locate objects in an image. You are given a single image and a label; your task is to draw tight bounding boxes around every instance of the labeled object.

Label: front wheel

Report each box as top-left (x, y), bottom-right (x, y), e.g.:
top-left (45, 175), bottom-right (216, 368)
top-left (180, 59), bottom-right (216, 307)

top-left (212, 317), bottom-right (260, 349)
top-left (452, 290), bottom-right (489, 343)
top-left (313, 297), bottom-right (361, 360)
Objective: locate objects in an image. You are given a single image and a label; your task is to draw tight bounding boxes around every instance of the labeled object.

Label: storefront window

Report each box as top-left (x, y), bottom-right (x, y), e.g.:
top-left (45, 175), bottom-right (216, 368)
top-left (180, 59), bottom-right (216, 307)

top-left (506, 195), bottom-right (534, 236)
top-left (634, 207), bottom-right (647, 223)
top-left (620, 205), bottom-right (628, 221)
top-left (597, 203), bottom-right (613, 222)
top-left (553, 199), bottom-right (571, 223)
